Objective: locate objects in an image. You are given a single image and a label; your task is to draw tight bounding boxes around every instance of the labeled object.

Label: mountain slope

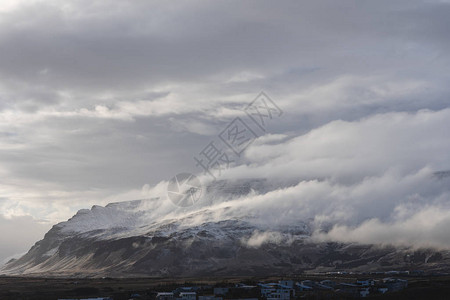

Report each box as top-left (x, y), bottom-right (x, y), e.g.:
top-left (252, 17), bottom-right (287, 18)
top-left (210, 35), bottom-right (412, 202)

top-left (2, 179), bottom-right (450, 277)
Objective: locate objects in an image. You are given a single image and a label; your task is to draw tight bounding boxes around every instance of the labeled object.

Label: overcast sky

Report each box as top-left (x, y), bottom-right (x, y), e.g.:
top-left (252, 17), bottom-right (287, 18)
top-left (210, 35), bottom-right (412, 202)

top-left (0, 0), bottom-right (450, 263)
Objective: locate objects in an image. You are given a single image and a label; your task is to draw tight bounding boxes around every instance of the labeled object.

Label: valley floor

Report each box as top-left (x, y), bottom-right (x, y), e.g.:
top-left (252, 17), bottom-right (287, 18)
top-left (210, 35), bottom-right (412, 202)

top-left (1, 275), bottom-right (450, 300)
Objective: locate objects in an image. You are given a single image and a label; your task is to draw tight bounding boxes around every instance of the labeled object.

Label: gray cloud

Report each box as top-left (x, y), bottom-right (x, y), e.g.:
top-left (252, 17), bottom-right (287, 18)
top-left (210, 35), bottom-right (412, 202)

top-left (0, 0), bottom-right (450, 261)
top-left (0, 214), bottom-right (50, 265)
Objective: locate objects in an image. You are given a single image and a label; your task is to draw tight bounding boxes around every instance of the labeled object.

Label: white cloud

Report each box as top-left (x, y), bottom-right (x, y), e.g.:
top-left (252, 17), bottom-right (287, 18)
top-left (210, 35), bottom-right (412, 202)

top-left (312, 205), bottom-right (450, 249)
top-left (223, 108), bottom-right (450, 182)
top-left (242, 230), bottom-right (284, 248)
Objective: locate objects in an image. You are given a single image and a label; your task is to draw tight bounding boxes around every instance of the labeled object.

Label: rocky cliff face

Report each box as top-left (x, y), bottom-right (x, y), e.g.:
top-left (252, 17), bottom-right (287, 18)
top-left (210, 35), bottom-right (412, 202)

top-left (2, 179), bottom-right (449, 277)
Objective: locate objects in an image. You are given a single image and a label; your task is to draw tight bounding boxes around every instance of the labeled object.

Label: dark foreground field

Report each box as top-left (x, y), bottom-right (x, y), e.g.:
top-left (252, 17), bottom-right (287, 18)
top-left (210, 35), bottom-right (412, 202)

top-left (1, 275), bottom-right (450, 300)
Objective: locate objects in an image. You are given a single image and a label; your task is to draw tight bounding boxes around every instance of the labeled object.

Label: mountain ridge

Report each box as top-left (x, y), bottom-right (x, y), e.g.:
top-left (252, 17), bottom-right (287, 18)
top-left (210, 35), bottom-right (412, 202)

top-left (2, 178), bottom-right (450, 277)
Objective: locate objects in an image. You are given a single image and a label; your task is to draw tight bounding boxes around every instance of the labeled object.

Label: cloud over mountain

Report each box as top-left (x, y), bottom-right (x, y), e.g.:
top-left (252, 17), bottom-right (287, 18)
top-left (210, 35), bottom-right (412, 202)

top-left (0, 0), bottom-right (449, 263)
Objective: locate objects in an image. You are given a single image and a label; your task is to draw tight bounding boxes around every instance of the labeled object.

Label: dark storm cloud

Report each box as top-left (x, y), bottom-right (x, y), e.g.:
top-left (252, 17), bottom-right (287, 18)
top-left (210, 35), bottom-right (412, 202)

top-left (0, 0), bottom-right (448, 91)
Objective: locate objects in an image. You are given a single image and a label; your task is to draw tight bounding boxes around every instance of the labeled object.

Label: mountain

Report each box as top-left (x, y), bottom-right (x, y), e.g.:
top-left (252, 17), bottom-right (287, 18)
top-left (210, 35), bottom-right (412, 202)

top-left (2, 179), bottom-right (450, 277)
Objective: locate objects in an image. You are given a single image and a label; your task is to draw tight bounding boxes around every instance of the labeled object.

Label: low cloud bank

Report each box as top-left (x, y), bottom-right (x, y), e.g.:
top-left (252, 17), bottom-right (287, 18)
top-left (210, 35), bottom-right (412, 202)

top-left (160, 108), bottom-right (450, 249)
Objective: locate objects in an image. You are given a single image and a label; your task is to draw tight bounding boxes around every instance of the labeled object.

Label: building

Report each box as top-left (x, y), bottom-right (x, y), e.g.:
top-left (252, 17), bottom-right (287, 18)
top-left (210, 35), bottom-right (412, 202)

top-left (279, 280), bottom-right (295, 289)
top-left (300, 280), bottom-right (332, 291)
top-left (320, 280), bottom-right (337, 288)
top-left (336, 283), bottom-right (360, 297)
top-left (300, 280), bottom-right (314, 288)
top-left (259, 283), bottom-right (276, 298)
top-left (356, 279), bottom-right (375, 286)
top-left (156, 292), bottom-right (175, 300)
top-left (295, 282), bottom-right (313, 292)
top-left (175, 287), bottom-right (198, 293)
top-left (267, 289), bottom-right (290, 300)
top-left (259, 282), bottom-right (294, 300)
top-left (359, 287), bottom-right (370, 298)
top-left (198, 296), bottom-right (222, 300)
top-left (58, 298), bottom-right (112, 300)
top-left (382, 278), bottom-right (408, 292)
top-left (179, 292), bottom-right (197, 300)
top-left (213, 287), bottom-right (229, 296)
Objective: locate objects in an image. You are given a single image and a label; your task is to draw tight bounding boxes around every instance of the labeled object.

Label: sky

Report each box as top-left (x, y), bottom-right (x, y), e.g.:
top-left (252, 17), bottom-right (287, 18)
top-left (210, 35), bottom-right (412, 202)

top-left (0, 0), bottom-right (450, 264)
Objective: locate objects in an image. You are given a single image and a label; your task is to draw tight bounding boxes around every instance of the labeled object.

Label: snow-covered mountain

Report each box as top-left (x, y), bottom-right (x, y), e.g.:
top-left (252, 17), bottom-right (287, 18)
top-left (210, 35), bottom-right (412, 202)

top-left (2, 179), bottom-right (449, 277)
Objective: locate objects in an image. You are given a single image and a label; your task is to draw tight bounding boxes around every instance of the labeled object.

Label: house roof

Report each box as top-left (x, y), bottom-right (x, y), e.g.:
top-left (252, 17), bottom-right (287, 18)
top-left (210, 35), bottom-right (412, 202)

top-left (180, 292), bottom-right (197, 295)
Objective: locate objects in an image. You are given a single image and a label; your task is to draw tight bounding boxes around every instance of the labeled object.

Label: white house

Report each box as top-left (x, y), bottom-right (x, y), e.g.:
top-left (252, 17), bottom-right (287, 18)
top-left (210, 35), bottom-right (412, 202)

top-left (180, 292), bottom-right (197, 300)
top-left (157, 292), bottom-right (175, 300)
